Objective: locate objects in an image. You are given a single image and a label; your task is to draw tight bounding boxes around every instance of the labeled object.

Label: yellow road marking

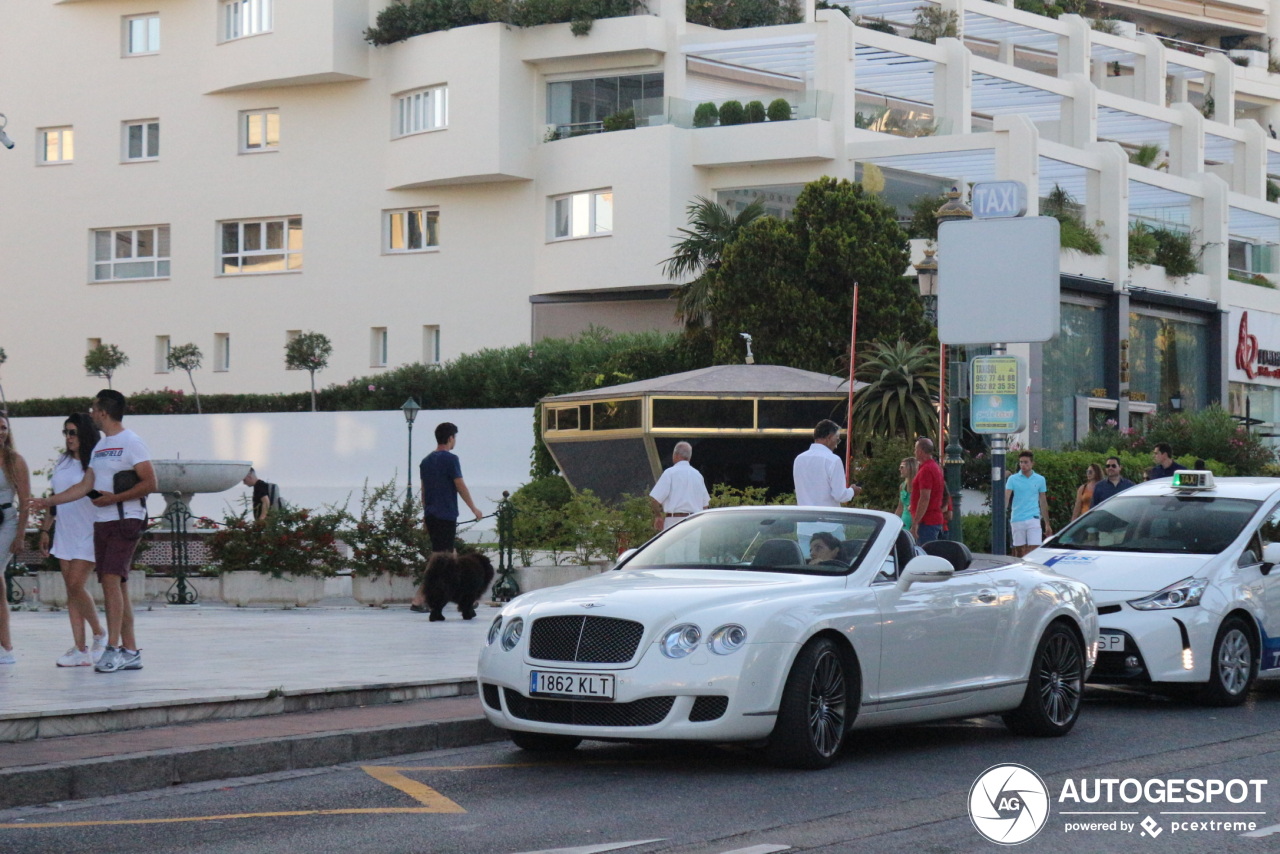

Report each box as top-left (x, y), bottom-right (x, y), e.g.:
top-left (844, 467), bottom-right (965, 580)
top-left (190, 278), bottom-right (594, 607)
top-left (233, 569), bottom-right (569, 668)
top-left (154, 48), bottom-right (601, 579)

top-left (360, 766), bottom-right (466, 812)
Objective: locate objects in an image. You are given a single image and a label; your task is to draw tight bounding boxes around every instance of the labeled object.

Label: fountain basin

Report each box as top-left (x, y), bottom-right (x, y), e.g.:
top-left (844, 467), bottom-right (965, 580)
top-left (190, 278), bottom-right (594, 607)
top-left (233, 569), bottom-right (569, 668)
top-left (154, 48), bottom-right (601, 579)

top-left (152, 460), bottom-right (253, 526)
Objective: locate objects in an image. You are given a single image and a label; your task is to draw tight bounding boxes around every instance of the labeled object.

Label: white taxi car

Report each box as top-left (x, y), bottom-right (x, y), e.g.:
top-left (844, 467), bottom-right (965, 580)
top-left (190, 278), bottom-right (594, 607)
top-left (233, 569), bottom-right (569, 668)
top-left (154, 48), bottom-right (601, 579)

top-left (478, 506), bottom-right (1097, 768)
top-left (1029, 471), bottom-right (1280, 705)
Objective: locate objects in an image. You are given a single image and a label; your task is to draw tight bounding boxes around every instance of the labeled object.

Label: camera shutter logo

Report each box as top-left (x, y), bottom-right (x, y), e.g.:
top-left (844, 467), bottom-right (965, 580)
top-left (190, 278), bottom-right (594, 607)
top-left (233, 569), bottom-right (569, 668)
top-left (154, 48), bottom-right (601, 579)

top-left (969, 763), bottom-right (1050, 845)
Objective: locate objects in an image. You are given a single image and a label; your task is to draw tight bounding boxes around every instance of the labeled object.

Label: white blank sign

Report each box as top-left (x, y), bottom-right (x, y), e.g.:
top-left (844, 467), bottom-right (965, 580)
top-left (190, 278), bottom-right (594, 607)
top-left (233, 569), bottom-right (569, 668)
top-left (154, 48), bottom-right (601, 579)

top-left (937, 217), bottom-right (1061, 345)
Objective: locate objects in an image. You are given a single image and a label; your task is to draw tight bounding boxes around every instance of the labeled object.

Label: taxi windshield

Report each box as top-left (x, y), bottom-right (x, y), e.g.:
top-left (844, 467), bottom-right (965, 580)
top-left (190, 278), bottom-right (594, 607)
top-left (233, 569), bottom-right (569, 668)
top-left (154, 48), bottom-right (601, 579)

top-left (622, 509), bottom-right (883, 575)
top-left (1050, 495), bottom-right (1260, 555)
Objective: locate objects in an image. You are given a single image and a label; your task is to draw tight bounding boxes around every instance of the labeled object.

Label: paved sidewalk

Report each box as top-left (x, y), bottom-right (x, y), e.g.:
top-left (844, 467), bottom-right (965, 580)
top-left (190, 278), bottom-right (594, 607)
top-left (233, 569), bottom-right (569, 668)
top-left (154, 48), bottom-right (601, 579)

top-left (0, 604), bottom-right (503, 810)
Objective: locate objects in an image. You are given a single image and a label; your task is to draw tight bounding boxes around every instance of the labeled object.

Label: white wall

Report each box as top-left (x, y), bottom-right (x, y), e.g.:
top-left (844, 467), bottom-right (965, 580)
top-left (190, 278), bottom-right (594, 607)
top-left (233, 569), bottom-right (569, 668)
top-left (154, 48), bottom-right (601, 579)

top-left (10, 408), bottom-right (535, 535)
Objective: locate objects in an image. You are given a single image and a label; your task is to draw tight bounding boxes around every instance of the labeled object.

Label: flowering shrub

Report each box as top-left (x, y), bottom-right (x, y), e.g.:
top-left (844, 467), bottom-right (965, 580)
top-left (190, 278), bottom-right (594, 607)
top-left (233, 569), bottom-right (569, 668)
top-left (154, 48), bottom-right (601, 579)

top-left (209, 502), bottom-right (350, 578)
top-left (1076, 405), bottom-right (1273, 475)
top-left (345, 480), bottom-right (431, 579)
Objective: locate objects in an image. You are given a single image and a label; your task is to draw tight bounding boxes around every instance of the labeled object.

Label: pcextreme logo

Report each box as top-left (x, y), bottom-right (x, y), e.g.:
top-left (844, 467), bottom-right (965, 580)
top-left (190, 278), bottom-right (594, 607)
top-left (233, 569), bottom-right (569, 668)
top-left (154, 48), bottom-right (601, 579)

top-left (969, 764), bottom-right (1051, 845)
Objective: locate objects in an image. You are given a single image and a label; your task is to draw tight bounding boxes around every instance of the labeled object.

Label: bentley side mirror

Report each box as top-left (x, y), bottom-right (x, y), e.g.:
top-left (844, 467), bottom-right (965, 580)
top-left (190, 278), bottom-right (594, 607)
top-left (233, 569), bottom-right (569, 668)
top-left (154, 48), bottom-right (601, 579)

top-left (897, 555), bottom-right (954, 591)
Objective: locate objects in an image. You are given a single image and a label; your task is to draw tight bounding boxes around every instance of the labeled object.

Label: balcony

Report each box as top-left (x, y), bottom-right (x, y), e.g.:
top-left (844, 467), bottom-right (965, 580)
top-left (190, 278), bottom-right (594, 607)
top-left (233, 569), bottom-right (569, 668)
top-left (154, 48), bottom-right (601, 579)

top-left (203, 0), bottom-right (369, 93)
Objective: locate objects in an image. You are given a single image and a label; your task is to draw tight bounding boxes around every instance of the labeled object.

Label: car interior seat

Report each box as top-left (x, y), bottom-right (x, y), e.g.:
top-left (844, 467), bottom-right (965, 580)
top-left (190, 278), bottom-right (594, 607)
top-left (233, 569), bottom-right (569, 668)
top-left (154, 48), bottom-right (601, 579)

top-left (752, 538), bottom-right (806, 567)
top-left (922, 539), bottom-right (973, 573)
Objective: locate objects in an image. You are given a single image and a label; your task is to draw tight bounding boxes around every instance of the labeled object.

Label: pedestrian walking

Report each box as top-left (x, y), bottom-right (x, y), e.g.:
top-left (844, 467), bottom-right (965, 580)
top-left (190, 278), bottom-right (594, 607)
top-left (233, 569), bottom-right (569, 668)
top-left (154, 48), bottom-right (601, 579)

top-left (909, 438), bottom-right (945, 544)
top-left (1071, 463), bottom-right (1104, 521)
top-left (241, 468), bottom-right (277, 521)
top-left (894, 456), bottom-right (918, 529)
top-left (1006, 450), bottom-right (1051, 558)
top-left (0, 412), bottom-right (32, 666)
top-left (1146, 442), bottom-right (1186, 481)
top-left (33, 390), bottom-right (156, 673)
top-left (649, 441), bottom-right (709, 531)
top-left (38, 413), bottom-right (107, 667)
top-left (793, 420), bottom-right (857, 553)
top-left (1092, 456), bottom-right (1135, 506)
top-left (410, 422), bottom-right (483, 613)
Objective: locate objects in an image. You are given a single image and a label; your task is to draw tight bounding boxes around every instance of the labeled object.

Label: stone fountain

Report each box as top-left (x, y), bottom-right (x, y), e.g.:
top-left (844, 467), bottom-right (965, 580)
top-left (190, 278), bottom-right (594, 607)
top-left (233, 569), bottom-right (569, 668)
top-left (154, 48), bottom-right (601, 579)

top-left (152, 459), bottom-right (254, 529)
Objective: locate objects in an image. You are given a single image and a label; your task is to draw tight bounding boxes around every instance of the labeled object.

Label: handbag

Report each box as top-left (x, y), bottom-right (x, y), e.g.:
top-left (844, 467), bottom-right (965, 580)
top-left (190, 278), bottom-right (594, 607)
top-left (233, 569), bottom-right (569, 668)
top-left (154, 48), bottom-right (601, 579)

top-left (112, 470), bottom-right (146, 520)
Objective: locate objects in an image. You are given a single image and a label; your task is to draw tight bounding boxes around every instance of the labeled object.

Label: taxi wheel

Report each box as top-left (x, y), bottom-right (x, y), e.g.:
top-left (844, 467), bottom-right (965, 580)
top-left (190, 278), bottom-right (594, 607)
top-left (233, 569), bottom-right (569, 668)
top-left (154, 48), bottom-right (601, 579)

top-left (509, 730), bottom-right (582, 752)
top-left (764, 637), bottom-right (858, 770)
top-left (1200, 616), bottom-right (1256, 707)
top-left (1003, 622), bottom-right (1084, 737)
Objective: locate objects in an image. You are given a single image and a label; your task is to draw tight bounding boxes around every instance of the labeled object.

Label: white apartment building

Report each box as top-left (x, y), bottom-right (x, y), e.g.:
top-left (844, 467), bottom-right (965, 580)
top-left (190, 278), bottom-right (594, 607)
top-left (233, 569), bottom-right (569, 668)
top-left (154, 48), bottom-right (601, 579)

top-left (6, 0), bottom-right (1280, 448)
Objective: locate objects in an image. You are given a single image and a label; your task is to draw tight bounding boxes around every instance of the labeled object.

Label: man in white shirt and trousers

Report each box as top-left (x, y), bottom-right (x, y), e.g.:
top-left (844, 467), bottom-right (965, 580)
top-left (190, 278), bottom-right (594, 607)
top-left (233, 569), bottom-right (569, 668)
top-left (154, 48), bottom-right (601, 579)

top-left (793, 419), bottom-right (858, 554)
top-left (649, 441), bottom-right (710, 532)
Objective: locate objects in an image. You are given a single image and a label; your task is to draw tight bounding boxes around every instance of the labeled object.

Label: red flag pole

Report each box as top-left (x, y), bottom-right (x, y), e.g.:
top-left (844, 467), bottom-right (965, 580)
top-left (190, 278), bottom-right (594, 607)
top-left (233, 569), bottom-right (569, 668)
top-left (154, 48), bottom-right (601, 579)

top-left (844, 282), bottom-right (859, 483)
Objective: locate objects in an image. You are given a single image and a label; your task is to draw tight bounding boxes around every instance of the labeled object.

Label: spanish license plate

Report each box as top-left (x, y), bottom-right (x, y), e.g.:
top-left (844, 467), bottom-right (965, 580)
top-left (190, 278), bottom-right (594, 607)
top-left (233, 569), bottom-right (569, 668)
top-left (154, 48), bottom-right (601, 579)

top-left (1099, 632), bottom-right (1126, 652)
top-left (529, 670), bottom-right (615, 700)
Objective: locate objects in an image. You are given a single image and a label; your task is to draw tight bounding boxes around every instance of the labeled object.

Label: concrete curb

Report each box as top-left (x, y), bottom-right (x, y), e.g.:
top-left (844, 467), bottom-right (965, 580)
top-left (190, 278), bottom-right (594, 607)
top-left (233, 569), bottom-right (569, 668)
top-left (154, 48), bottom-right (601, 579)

top-left (0, 715), bottom-right (506, 811)
top-left (0, 679), bottom-right (479, 743)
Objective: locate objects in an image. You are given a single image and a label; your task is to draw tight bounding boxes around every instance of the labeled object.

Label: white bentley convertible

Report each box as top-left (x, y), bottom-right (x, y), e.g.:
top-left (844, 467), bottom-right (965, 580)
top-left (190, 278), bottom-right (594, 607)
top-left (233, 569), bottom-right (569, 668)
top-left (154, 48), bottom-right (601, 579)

top-left (477, 506), bottom-right (1098, 768)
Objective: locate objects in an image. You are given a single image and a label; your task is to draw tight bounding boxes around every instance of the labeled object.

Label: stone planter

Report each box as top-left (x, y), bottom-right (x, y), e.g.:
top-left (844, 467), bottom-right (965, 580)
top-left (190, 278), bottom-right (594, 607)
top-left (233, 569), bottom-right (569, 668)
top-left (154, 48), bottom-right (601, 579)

top-left (218, 571), bottom-right (325, 608)
top-left (37, 569), bottom-right (146, 607)
top-left (351, 573), bottom-right (419, 606)
top-left (511, 565), bottom-right (607, 594)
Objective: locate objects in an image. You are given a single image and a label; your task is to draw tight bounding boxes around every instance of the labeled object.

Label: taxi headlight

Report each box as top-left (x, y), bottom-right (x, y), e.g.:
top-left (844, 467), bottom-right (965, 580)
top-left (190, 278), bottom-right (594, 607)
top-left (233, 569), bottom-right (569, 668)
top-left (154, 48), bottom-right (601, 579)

top-left (487, 615), bottom-right (503, 646)
top-left (1127, 577), bottom-right (1208, 610)
top-left (500, 617), bottom-right (524, 651)
top-left (661, 623), bottom-right (701, 659)
top-left (708, 624), bottom-right (748, 655)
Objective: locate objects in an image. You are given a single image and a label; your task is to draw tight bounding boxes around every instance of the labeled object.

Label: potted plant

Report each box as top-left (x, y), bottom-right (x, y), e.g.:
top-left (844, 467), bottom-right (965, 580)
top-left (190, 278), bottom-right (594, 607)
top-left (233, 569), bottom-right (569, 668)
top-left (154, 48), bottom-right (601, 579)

top-left (767, 98), bottom-right (793, 122)
top-left (210, 503), bottom-right (349, 607)
top-left (693, 101), bottom-right (719, 128)
top-left (718, 100), bottom-right (746, 126)
top-left (347, 480), bottom-right (430, 606)
top-left (744, 101), bottom-right (767, 123)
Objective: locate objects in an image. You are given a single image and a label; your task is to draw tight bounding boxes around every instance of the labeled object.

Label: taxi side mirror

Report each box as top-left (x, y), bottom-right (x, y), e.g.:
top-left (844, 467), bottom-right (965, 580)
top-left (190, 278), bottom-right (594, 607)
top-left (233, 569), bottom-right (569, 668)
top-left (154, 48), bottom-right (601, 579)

top-left (1261, 542), bottom-right (1280, 575)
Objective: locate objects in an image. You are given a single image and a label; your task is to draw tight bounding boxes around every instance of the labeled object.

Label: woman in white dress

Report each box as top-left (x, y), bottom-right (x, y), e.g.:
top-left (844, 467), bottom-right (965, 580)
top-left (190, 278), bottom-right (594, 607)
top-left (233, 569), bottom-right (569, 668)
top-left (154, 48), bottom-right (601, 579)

top-left (38, 413), bottom-right (106, 667)
top-left (0, 413), bottom-right (32, 665)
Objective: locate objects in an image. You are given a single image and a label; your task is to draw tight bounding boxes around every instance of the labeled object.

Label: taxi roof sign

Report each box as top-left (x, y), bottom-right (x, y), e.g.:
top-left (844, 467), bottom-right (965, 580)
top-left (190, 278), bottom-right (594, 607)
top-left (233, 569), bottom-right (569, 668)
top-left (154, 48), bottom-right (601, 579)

top-left (1171, 470), bottom-right (1216, 490)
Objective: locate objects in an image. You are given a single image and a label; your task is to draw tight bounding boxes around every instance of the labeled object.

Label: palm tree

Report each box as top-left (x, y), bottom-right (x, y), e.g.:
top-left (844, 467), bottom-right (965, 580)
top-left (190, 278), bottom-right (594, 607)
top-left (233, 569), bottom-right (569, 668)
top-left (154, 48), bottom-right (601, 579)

top-left (662, 196), bottom-right (765, 327)
top-left (853, 339), bottom-right (939, 440)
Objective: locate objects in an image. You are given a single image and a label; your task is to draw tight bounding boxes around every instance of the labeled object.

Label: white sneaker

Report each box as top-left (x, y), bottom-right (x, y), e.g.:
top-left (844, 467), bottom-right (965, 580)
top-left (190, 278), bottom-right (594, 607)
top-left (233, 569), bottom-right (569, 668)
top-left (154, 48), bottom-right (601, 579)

top-left (0, 648), bottom-right (15, 665)
top-left (91, 633), bottom-right (107, 663)
top-left (57, 647), bottom-right (93, 667)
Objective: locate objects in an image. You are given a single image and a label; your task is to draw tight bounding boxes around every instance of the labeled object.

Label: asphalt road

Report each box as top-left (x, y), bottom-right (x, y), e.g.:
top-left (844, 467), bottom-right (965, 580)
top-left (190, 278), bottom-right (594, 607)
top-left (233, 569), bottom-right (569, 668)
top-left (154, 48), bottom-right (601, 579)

top-left (3, 685), bottom-right (1280, 854)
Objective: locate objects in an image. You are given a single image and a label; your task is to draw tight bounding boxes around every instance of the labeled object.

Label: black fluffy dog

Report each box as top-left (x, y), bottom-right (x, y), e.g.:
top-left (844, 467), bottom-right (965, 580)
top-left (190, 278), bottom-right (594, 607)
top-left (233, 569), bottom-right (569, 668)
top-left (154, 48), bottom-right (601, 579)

top-left (421, 552), bottom-right (495, 621)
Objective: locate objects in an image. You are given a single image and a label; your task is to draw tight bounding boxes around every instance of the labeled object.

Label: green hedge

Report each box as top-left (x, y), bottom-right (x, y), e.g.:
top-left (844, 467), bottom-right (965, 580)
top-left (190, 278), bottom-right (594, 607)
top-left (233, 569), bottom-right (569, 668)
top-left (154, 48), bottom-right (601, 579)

top-left (4, 329), bottom-right (708, 418)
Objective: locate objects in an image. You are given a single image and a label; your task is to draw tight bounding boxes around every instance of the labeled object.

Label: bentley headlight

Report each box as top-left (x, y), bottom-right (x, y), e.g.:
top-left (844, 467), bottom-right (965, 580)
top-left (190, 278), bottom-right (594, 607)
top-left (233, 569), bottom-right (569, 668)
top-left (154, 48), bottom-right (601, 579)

top-left (708, 624), bottom-right (747, 655)
top-left (1127, 577), bottom-right (1208, 610)
top-left (661, 623), bottom-right (701, 659)
top-left (487, 615), bottom-right (503, 646)
top-left (501, 617), bottom-right (524, 651)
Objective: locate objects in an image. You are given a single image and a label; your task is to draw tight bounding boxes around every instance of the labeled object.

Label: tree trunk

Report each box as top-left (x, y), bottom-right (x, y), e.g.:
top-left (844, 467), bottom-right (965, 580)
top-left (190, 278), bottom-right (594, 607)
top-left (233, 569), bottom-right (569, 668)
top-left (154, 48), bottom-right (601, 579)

top-left (187, 370), bottom-right (202, 415)
top-left (309, 371), bottom-right (317, 412)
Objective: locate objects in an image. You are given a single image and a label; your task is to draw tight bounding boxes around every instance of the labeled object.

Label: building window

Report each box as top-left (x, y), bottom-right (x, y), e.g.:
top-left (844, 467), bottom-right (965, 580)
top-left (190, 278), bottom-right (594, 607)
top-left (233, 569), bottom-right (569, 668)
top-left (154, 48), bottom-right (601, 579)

top-left (385, 208), bottom-right (439, 253)
top-left (125, 14), bottom-right (160, 55)
top-left (546, 73), bottom-right (663, 138)
top-left (214, 333), bottom-right (231, 371)
top-left (423, 325), bottom-right (440, 364)
top-left (222, 0), bottom-right (271, 41)
top-left (93, 225), bottom-right (171, 281)
top-left (371, 328), bottom-right (388, 368)
top-left (155, 336), bottom-right (171, 373)
top-left (395, 86), bottom-right (448, 137)
top-left (551, 190), bottom-right (613, 240)
top-left (240, 109), bottom-right (279, 153)
top-left (123, 120), bottom-right (160, 161)
top-left (38, 127), bottom-right (74, 164)
top-left (219, 217), bottom-right (302, 274)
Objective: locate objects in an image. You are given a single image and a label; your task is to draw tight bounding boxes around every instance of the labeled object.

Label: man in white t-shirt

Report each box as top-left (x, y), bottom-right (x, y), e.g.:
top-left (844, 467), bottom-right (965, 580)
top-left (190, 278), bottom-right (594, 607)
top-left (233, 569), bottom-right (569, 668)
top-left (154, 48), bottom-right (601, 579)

top-left (649, 442), bottom-right (710, 531)
top-left (793, 420), bottom-right (858, 553)
top-left (35, 390), bottom-right (156, 673)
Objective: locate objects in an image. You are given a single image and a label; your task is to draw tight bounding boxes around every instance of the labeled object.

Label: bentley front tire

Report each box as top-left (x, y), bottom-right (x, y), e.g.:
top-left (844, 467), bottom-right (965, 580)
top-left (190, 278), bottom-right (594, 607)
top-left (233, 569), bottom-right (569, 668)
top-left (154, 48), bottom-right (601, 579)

top-left (1003, 621), bottom-right (1084, 737)
top-left (765, 637), bottom-right (856, 769)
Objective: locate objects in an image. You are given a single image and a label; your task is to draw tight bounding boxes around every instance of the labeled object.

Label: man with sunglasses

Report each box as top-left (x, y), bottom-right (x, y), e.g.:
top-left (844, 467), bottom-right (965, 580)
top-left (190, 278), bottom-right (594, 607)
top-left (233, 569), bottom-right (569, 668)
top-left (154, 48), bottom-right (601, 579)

top-left (1091, 456), bottom-right (1135, 506)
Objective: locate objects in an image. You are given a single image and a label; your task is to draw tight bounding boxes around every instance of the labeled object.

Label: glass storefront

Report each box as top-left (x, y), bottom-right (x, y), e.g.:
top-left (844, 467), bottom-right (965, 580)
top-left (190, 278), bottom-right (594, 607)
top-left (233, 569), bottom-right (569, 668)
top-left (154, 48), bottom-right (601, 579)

top-left (1129, 308), bottom-right (1210, 412)
top-left (1041, 298), bottom-right (1107, 449)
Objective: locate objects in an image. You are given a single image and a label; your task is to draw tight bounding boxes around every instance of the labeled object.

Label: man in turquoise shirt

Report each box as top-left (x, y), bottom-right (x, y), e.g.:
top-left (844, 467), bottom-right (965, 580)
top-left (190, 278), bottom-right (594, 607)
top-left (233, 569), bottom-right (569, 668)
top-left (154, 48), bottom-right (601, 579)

top-left (1005, 450), bottom-right (1052, 558)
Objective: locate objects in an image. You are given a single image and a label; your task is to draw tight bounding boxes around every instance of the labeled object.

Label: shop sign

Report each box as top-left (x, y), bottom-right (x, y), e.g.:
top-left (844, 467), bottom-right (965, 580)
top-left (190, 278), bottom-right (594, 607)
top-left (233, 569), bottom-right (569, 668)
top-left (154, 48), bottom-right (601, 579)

top-left (1229, 308), bottom-right (1280, 386)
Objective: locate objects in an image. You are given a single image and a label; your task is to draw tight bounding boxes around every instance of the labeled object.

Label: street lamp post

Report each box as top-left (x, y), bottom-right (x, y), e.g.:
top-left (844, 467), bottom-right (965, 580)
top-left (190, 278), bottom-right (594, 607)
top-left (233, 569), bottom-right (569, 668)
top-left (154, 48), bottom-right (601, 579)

top-left (401, 397), bottom-right (421, 504)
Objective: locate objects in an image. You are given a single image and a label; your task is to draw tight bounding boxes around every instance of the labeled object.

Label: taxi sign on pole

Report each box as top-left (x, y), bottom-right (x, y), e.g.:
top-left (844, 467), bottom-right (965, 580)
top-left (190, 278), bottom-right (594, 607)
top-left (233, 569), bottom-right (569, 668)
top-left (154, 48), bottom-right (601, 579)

top-left (970, 355), bottom-right (1026, 433)
top-left (970, 181), bottom-right (1028, 219)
